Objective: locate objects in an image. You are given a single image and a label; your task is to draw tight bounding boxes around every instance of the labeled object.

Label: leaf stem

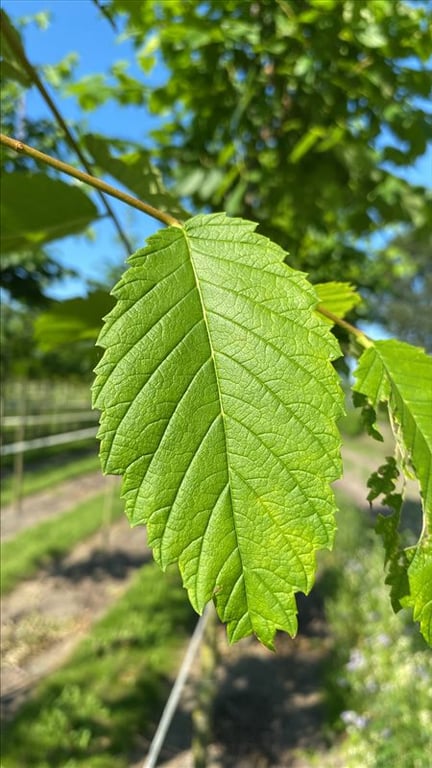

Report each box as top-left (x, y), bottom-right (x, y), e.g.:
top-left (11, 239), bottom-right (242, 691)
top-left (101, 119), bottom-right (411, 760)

top-left (317, 304), bottom-right (374, 349)
top-left (0, 9), bottom-right (135, 254)
top-left (1, 133), bottom-right (182, 229)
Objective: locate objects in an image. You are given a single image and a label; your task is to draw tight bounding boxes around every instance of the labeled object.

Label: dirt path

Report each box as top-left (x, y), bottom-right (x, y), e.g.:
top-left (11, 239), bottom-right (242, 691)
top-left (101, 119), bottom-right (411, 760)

top-left (1, 471), bottom-right (111, 542)
top-left (1, 516), bottom-right (149, 720)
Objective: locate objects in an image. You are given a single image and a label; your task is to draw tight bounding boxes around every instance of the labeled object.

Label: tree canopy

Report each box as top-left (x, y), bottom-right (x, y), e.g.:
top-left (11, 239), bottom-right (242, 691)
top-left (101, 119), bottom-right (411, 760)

top-left (2, 0), bottom-right (431, 308)
top-left (99, 0), bottom-right (432, 293)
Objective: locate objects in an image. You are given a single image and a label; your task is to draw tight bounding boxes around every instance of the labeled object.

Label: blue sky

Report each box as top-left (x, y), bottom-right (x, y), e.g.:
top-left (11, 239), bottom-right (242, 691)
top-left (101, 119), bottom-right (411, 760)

top-left (4, 0), bottom-right (432, 301)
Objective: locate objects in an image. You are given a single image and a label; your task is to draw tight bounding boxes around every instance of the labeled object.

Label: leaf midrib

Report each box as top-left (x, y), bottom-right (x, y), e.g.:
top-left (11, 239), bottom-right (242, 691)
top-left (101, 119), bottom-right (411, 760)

top-left (183, 226), bottom-right (250, 615)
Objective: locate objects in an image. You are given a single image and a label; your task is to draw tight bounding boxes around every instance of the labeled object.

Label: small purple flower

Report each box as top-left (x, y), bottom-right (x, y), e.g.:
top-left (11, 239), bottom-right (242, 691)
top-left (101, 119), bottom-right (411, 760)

top-left (365, 679), bottom-right (378, 694)
top-left (346, 649), bottom-right (366, 672)
top-left (340, 710), bottom-right (368, 730)
top-left (376, 633), bottom-right (391, 647)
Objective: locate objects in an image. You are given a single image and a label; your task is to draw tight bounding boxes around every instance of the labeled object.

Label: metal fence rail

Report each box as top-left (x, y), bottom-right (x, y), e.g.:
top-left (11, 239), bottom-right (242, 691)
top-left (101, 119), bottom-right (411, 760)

top-left (2, 411), bottom-right (97, 428)
top-left (1, 427), bottom-right (97, 456)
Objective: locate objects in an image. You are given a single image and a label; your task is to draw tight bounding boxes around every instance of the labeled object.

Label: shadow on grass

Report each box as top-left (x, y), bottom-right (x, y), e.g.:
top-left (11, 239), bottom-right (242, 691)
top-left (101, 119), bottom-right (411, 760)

top-left (213, 648), bottom-right (331, 766)
top-left (209, 584), bottom-right (334, 767)
top-left (49, 547), bottom-right (153, 583)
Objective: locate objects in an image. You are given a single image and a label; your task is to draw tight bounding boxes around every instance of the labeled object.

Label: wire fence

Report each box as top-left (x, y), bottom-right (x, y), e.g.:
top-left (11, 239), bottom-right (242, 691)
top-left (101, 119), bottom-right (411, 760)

top-left (2, 411), bottom-right (96, 428)
top-left (143, 604), bottom-right (214, 768)
top-left (1, 377), bottom-right (98, 512)
top-left (1, 427), bottom-right (97, 456)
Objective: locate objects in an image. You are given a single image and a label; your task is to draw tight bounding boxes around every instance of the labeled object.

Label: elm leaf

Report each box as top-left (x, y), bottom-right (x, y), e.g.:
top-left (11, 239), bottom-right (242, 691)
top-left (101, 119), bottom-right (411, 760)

top-left (353, 340), bottom-right (432, 645)
top-left (353, 341), bottom-right (431, 516)
top-left (93, 213), bottom-right (343, 647)
top-left (315, 281), bottom-right (362, 323)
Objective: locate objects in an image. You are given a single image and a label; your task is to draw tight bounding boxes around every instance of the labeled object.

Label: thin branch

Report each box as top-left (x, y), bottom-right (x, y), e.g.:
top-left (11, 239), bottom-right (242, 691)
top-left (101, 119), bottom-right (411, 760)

top-left (90, 0), bottom-right (118, 31)
top-left (317, 304), bottom-right (374, 349)
top-left (1, 133), bottom-right (182, 228)
top-left (2, 133), bottom-right (378, 338)
top-left (0, 9), bottom-right (132, 253)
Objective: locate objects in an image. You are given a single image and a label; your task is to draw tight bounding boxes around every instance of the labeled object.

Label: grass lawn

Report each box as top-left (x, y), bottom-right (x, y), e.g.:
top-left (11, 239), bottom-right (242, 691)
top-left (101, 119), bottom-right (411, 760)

top-left (1, 492), bottom-right (124, 595)
top-left (1, 563), bottom-right (195, 768)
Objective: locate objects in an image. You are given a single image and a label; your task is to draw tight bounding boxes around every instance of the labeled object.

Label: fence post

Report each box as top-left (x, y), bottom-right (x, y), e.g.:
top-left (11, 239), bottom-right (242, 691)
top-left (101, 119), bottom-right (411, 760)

top-left (13, 379), bottom-right (26, 514)
top-left (191, 604), bottom-right (219, 768)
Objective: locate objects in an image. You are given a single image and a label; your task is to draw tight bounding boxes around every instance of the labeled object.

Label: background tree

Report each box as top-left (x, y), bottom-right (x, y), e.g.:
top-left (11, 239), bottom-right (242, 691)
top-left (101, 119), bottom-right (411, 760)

top-left (98, 0), bottom-right (432, 297)
top-left (370, 229), bottom-right (432, 352)
top-left (1, 10), bottom-right (105, 379)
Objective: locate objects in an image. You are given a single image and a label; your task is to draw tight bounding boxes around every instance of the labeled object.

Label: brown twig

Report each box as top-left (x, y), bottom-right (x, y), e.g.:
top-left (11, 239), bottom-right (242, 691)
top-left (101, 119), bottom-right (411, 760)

top-left (1, 133), bottom-right (182, 228)
top-left (317, 304), bottom-right (374, 349)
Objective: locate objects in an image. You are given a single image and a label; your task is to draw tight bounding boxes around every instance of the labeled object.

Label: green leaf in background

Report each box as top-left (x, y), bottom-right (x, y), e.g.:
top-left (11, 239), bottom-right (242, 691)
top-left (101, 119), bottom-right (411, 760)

top-left (83, 133), bottom-right (189, 220)
top-left (1, 173), bottom-right (99, 253)
top-left (367, 455), bottom-right (403, 512)
top-left (0, 10), bottom-right (32, 86)
top-left (93, 213), bottom-right (343, 647)
top-left (35, 290), bottom-right (115, 351)
top-left (289, 126), bottom-right (326, 163)
top-left (353, 340), bottom-right (432, 644)
top-left (375, 510), bottom-right (410, 614)
top-left (315, 281), bottom-right (362, 323)
top-left (370, 457), bottom-right (407, 613)
top-left (401, 542), bottom-right (432, 644)
top-left (1, 251), bottom-right (75, 306)
top-left (353, 341), bottom-right (432, 512)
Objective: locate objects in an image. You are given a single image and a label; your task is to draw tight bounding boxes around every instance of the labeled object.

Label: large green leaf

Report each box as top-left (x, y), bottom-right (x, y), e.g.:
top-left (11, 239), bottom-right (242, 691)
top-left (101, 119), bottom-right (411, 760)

top-left (93, 213), bottom-right (343, 647)
top-left (353, 340), bottom-right (432, 644)
top-left (1, 173), bottom-right (99, 254)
